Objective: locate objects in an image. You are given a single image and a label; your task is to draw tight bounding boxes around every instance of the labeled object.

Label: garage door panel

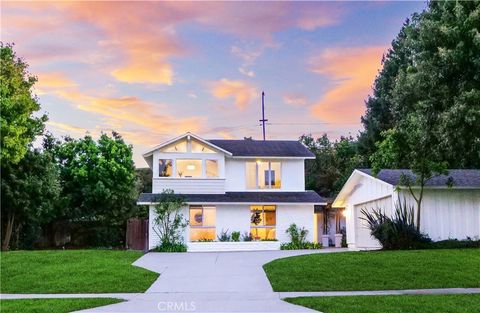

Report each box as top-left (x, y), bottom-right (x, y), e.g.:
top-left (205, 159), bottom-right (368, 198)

top-left (354, 196), bottom-right (392, 249)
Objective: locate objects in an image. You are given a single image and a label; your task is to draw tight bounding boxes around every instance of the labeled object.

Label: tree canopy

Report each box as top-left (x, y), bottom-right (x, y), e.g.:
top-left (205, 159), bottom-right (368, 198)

top-left (0, 43), bottom-right (47, 165)
top-left (360, 1), bottom-right (480, 169)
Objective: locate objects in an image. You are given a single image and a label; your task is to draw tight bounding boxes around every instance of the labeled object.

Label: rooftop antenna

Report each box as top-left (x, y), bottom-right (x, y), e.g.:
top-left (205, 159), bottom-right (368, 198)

top-left (259, 91), bottom-right (268, 141)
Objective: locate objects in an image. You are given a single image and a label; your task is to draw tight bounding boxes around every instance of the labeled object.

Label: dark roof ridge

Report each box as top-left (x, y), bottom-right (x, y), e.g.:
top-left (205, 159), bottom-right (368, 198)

top-left (357, 169), bottom-right (480, 187)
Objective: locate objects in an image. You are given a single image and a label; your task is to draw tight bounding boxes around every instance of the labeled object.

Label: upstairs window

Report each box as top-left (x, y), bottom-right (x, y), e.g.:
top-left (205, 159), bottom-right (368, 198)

top-left (246, 161), bottom-right (281, 189)
top-left (206, 160), bottom-right (219, 177)
top-left (158, 159), bottom-right (172, 177)
top-left (176, 159), bottom-right (202, 178)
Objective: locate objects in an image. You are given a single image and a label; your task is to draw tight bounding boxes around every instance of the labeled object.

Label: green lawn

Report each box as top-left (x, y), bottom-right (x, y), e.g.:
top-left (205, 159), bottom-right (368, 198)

top-left (264, 249), bottom-right (480, 291)
top-left (0, 298), bottom-right (123, 313)
top-left (0, 250), bottom-right (158, 293)
top-left (286, 294), bottom-right (480, 313)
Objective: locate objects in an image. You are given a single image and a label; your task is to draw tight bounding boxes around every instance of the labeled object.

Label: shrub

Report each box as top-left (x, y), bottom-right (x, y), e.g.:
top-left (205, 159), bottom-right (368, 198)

top-left (152, 190), bottom-right (188, 252)
top-left (281, 242), bottom-right (321, 250)
top-left (281, 223), bottom-right (321, 250)
top-left (241, 232), bottom-right (253, 241)
top-left (152, 242), bottom-right (187, 252)
top-left (217, 229), bottom-right (231, 242)
top-left (422, 238), bottom-right (480, 249)
top-left (231, 231), bottom-right (241, 242)
top-left (361, 198), bottom-right (431, 250)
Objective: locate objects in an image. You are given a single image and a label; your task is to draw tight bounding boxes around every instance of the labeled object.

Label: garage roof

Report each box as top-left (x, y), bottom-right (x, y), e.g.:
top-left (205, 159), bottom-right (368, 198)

top-left (358, 169), bottom-right (480, 188)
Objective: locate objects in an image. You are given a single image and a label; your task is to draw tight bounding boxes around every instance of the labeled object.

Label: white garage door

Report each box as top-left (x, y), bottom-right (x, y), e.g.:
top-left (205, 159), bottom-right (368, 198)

top-left (354, 196), bottom-right (392, 249)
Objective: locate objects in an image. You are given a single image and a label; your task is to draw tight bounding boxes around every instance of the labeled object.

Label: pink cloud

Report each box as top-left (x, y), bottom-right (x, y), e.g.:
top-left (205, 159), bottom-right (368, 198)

top-left (309, 45), bottom-right (387, 123)
top-left (210, 79), bottom-right (258, 110)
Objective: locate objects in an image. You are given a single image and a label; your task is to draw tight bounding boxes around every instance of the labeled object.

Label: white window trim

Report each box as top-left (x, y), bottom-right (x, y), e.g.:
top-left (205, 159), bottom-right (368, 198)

top-left (246, 161), bottom-right (282, 189)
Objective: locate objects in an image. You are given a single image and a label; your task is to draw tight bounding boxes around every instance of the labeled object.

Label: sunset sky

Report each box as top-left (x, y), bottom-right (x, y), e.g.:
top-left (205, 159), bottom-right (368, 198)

top-left (2, 1), bottom-right (425, 166)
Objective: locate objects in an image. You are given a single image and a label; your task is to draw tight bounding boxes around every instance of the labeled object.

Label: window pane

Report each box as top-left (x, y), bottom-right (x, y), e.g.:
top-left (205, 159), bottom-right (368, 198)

top-left (189, 207), bottom-right (203, 227)
top-left (203, 206), bottom-right (216, 227)
top-left (264, 210), bottom-right (276, 226)
top-left (258, 161), bottom-right (269, 189)
top-left (250, 211), bottom-right (263, 227)
top-left (176, 159), bottom-right (202, 178)
top-left (250, 228), bottom-right (276, 240)
top-left (246, 162), bottom-right (257, 189)
top-left (158, 159), bottom-right (172, 177)
top-left (206, 160), bottom-right (219, 177)
top-left (191, 139), bottom-right (215, 153)
top-left (270, 162), bottom-right (281, 188)
top-left (190, 228), bottom-right (216, 241)
top-left (161, 139), bottom-right (187, 152)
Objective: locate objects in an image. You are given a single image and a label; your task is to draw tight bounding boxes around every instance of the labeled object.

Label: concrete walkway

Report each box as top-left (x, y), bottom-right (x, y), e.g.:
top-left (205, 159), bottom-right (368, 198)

top-left (94, 249), bottom-right (346, 312)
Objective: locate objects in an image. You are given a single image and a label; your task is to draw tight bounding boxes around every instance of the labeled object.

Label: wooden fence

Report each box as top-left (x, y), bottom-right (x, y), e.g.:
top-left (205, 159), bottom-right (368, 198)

top-left (126, 218), bottom-right (148, 251)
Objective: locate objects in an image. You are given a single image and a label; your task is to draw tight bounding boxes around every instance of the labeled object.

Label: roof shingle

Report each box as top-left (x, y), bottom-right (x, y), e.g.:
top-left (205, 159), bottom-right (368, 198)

top-left (207, 139), bottom-right (314, 158)
top-left (138, 191), bottom-right (326, 204)
top-left (358, 169), bottom-right (480, 187)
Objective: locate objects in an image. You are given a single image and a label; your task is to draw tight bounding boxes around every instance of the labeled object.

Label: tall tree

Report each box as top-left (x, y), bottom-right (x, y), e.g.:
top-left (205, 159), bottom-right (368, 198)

top-left (1, 148), bottom-right (60, 250)
top-left (0, 43), bottom-right (47, 165)
top-left (52, 132), bottom-right (137, 226)
top-left (359, 1), bottom-right (480, 168)
top-left (301, 134), bottom-right (366, 197)
top-left (358, 19), bottom-right (416, 157)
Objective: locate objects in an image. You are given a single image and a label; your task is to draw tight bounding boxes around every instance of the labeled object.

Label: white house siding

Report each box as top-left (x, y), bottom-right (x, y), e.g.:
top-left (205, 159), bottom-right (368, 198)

top-left (341, 175), bottom-right (394, 248)
top-left (224, 158), bottom-right (305, 191)
top-left (353, 196), bottom-right (393, 249)
top-left (148, 204), bottom-right (316, 250)
top-left (276, 204), bottom-right (315, 243)
top-left (215, 204), bottom-right (250, 235)
top-left (398, 189), bottom-right (480, 241)
top-left (153, 178), bottom-right (226, 194)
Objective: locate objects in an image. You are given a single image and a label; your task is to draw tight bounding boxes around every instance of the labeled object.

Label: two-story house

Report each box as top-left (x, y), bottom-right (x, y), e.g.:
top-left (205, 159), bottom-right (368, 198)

top-left (137, 132), bottom-right (327, 251)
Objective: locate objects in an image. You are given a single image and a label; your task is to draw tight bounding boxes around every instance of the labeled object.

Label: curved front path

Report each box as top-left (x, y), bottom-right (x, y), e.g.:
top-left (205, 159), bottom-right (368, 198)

top-left (80, 248), bottom-right (348, 312)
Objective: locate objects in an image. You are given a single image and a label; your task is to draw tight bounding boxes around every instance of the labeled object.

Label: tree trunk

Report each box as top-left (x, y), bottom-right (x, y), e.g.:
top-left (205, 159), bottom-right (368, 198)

top-left (2, 213), bottom-right (15, 251)
top-left (416, 186), bottom-right (424, 232)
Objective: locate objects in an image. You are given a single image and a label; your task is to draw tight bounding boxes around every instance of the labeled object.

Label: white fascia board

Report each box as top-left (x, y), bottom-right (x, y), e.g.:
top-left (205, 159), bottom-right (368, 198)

top-left (396, 186), bottom-right (480, 190)
top-left (142, 132), bottom-right (233, 157)
top-left (229, 156), bottom-right (315, 160)
top-left (332, 169), bottom-right (394, 208)
top-left (138, 201), bottom-right (327, 206)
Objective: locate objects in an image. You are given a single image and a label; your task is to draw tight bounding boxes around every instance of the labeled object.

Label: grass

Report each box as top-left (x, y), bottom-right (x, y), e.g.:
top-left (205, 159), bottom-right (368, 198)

top-left (0, 250), bottom-right (158, 293)
top-left (263, 249), bottom-right (480, 291)
top-left (0, 298), bottom-right (123, 313)
top-left (286, 294), bottom-right (480, 313)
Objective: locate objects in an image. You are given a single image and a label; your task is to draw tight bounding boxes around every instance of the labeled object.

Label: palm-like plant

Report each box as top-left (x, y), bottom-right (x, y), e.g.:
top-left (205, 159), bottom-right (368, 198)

top-left (360, 196), bottom-right (431, 250)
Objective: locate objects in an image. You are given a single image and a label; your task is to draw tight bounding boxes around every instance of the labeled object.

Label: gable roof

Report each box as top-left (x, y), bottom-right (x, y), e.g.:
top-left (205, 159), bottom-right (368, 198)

top-left (207, 139), bottom-right (315, 158)
top-left (358, 169), bottom-right (480, 188)
top-left (142, 132), bottom-right (233, 157)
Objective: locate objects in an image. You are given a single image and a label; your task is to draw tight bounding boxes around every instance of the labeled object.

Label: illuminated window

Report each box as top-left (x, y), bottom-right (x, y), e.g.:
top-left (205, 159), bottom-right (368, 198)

top-left (191, 139), bottom-right (215, 153)
top-left (176, 159), bottom-right (202, 178)
top-left (206, 160), bottom-right (219, 177)
top-left (250, 205), bottom-right (276, 240)
top-left (246, 161), bottom-right (281, 189)
top-left (161, 139), bottom-right (187, 152)
top-left (190, 206), bottom-right (216, 241)
top-left (158, 159), bottom-right (172, 177)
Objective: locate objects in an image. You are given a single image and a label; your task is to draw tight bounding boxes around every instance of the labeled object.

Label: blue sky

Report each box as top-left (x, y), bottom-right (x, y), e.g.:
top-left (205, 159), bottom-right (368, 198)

top-left (2, 1), bottom-right (426, 166)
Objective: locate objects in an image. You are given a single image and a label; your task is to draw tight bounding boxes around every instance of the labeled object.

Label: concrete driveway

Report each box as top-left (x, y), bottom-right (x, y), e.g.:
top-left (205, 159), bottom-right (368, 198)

top-left (80, 248), bottom-right (347, 312)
